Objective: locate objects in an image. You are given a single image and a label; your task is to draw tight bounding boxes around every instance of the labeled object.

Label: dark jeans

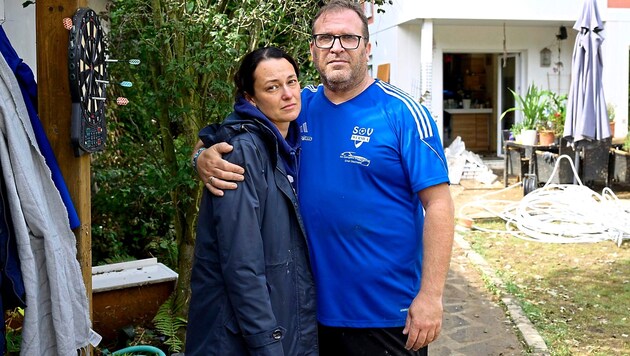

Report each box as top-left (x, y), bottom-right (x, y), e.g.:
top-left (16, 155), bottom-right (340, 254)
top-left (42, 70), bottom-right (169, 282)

top-left (318, 324), bottom-right (429, 356)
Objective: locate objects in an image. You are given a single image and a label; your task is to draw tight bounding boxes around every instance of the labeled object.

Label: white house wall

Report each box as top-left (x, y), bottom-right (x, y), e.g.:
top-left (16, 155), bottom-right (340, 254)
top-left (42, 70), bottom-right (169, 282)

top-left (3, 1), bottom-right (36, 72)
top-left (377, 0), bottom-right (608, 27)
top-left (602, 20), bottom-right (630, 136)
top-left (369, 23), bottom-right (573, 120)
top-left (398, 24), bottom-right (422, 100)
top-left (369, 0), bottom-right (630, 140)
top-left (435, 24), bottom-right (574, 95)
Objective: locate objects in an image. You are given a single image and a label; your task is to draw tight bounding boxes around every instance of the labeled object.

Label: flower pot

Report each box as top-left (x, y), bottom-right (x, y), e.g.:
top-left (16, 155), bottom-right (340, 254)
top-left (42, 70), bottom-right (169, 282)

top-left (538, 130), bottom-right (555, 146)
top-left (521, 129), bottom-right (538, 146)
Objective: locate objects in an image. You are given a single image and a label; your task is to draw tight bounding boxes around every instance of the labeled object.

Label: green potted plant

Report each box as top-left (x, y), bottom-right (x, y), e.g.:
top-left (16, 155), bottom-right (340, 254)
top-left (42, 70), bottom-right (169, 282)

top-left (547, 92), bottom-right (567, 136)
top-left (500, 84), bottom-right (549, 145)
top-left (538, 92), bottom-right (567, 145)
top-left (509, 122), bottom-right (525, 142)
top-left (607, 103), bottom-right (616, 137)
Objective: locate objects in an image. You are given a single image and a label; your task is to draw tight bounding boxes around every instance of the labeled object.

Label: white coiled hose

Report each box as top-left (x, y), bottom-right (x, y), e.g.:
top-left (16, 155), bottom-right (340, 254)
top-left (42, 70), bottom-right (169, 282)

top-left (459, 155), bottom-right (630, 246)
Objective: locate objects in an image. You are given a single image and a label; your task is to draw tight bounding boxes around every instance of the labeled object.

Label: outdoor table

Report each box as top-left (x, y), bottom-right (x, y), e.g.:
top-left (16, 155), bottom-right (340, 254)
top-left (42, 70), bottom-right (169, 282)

top-left (503, 141), bottom-right (559, 187)
top-left (504, 137), bottom-right (624, 188)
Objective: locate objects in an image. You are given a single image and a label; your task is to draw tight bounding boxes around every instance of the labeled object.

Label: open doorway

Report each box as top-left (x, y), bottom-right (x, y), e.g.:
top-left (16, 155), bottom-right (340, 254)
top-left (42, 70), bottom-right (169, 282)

top-left (442, 52), bottom-right (521, 157)
top-left (442, 53), bottom-right (495, 155)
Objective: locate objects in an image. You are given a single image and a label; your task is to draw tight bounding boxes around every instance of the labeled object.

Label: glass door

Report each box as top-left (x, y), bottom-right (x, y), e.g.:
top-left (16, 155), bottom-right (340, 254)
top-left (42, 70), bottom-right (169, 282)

top-left (497, 54), bottom-right (520, 156)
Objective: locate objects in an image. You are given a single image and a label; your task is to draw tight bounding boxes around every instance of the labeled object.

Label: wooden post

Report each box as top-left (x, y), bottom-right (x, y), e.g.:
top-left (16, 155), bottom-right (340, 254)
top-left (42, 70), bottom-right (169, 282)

top-left (35, 0), bottom-right (92, 316)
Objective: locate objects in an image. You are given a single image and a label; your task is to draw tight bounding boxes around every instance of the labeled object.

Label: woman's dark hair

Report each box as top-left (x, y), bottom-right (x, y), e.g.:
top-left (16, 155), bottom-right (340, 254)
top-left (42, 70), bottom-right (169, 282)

top-left (234, 47), bottom-right (299, 98)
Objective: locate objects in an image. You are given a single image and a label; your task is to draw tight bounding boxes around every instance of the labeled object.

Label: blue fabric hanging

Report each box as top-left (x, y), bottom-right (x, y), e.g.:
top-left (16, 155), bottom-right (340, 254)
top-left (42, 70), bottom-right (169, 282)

top-left (0, 26), bottom-right (80, 229)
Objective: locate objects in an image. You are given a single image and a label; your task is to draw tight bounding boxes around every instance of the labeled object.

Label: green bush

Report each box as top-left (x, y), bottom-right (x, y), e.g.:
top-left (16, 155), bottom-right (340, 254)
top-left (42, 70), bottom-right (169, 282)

top-left (92, 0), bottom-right (324, 269)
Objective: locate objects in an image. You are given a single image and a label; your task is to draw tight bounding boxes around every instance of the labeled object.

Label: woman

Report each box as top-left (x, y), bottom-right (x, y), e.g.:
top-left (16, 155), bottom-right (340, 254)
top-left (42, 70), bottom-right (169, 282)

top-left (186, 47), bottom-right (318, 355)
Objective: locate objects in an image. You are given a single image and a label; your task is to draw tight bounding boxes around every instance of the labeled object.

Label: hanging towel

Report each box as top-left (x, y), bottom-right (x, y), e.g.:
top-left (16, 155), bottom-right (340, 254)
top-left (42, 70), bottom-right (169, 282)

top-left (0, 50), bottom-right (91, 355)
top-left (0, 26), bottom-right (80, 229)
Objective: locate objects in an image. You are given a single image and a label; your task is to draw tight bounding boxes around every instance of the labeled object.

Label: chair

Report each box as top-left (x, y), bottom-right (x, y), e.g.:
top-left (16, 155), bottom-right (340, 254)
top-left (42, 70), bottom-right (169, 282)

top-left (578, 137), bottom-right (611, 187)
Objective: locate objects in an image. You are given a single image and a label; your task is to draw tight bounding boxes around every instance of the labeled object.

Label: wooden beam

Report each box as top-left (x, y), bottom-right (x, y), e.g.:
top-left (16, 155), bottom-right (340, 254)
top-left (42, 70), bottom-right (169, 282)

top-left (35, 0), bottom-right (91, 316)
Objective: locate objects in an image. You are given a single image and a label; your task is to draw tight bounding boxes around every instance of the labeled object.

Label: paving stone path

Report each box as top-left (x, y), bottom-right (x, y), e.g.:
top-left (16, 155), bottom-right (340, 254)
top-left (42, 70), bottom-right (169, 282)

top-left (429, 181), bottom-right (546, 355)
top-left (431, 243), bottom-right (528, 355)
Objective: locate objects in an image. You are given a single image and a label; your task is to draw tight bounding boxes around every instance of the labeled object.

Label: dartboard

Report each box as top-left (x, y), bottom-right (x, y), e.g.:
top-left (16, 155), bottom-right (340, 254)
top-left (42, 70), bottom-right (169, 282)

top-left (67, 7), bottom-right (107, 156)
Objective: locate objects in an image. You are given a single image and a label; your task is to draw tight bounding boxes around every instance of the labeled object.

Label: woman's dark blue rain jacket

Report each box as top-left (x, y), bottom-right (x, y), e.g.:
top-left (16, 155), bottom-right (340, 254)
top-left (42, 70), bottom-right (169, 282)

top-left (186, 98), bottom-right (318, 355)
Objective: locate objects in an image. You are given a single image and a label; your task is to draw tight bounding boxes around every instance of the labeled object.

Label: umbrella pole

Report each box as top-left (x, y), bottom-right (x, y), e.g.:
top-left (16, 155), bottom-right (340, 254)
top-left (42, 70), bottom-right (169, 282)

top-left (573, 146), bottom-right (582, 184)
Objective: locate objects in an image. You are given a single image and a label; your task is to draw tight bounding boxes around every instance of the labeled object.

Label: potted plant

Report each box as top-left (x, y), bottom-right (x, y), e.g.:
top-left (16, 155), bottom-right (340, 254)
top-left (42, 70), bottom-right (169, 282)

top-left (537, 126), bottom-right (556, 146)
top-left (538, 92), bottom-right (567, 145)
top-left (500, 84), bottom-right (549, 145)
top-left (509, 122), bottom-right (525, 143)
top-left (607, 103), bottom-right (616, 137)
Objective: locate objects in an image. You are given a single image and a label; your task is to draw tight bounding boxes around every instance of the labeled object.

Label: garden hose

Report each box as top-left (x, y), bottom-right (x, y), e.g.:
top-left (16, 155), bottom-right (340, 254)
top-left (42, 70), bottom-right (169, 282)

top-left (458, 155), bottom-right (630, 246)
top-left (111, 345), bottom-right (166, 356)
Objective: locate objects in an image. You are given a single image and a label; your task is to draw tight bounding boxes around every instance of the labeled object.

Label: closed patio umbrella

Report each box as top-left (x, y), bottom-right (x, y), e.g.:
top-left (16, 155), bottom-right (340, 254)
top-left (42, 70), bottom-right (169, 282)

top-left (563, 0), bottom-right (610, 184)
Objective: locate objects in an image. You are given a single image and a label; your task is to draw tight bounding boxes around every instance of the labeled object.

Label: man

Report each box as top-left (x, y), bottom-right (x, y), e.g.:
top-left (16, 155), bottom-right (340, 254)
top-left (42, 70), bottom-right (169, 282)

top-left (194, 1), bottom-right (454, 354)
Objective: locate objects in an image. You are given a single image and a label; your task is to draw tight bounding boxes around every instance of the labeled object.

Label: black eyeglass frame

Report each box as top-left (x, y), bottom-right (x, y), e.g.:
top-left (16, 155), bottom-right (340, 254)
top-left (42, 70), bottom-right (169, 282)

top-left (311, 34), bottom-right (364, 50)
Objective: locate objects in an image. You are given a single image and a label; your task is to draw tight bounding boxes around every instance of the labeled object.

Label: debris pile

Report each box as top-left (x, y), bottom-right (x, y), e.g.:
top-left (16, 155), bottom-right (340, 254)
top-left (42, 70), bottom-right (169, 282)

top-left (445, 136), bottom-right (498, 185)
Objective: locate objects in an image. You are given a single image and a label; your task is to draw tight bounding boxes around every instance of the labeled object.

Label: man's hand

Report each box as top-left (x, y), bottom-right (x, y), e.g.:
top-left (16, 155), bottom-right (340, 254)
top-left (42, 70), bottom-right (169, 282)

top-left (402, 292), bottom-right (443, 351)
top-left (196, 142), bottom-right (245, 196)
top-left (402, 182), bottom-right (453, 351)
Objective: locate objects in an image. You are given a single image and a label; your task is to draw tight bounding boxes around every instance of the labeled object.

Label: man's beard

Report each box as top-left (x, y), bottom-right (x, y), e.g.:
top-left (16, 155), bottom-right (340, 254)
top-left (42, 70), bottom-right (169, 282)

top-left (317, 62), bottom-right (363, 93)
top-left (320, 70), bottom-right (355, 92)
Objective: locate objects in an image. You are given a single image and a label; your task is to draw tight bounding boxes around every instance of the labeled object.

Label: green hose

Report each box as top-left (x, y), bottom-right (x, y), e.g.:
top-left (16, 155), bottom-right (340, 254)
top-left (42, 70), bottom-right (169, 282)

top-left (111, 345), bottom-right (167, 356)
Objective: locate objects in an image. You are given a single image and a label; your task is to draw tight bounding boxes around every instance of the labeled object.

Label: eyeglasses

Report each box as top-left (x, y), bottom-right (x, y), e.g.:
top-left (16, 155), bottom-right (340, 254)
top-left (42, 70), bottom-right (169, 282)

top-left (312, 34), bottom-right (364, 50)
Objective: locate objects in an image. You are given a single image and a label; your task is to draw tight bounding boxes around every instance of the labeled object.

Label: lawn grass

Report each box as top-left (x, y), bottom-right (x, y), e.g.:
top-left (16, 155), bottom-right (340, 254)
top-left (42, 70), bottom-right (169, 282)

top-left (462, 218), bottom-right (630, 355)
